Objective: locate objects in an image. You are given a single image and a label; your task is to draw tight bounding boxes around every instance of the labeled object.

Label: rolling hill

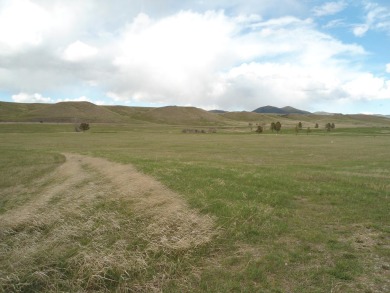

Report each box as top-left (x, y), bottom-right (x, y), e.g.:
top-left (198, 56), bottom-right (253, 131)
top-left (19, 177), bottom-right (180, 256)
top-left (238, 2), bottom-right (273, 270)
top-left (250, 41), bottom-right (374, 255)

top-left (1, 101), bottom-right (389, 127)
top-left (0, 102), bottom-right (47, 121)
top-left (28, 102), bottom-right (127, 123)
top-left (0, 101), bottom-right (127, 123)
top-left (0, 102), bottom-right (231, 125)
top-left (135, 106), bottom-right (228, 125)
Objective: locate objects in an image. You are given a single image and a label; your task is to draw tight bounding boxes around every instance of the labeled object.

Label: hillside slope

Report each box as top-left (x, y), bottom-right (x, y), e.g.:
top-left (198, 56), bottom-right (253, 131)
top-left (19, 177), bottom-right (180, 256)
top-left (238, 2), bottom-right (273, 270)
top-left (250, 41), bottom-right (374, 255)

top-left (27, 102), bottom-right (126, 123)
top-left (0, 101), bottom-right (48, 121)
top-left (136, 106), bottom-right (229, 125)
top-left (0, 101), bottom-right (127, 123)
top-left (1, 101), bottom-right (389, 127)
top-left (221, 111), bottom-right (280, 123)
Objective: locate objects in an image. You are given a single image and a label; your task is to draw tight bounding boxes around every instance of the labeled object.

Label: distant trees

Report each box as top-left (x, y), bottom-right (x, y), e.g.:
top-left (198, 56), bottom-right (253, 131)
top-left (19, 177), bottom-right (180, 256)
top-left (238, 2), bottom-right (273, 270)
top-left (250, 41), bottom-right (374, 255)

top-left (269, 122), bottom-right (281, 133)
top-left (76, 122), bottom-right (90, 132)
top-left (256, 125), bottom-right (263, 133)
top-left (325, 123), bottom-right (335, 132)
top-left (295, 122), bottom-right (303, 135)
top-left (275, 121), bottom-right (281, 133)
top-left (270, 122), bottom-right (276, 132)
top-left (251, 120), bottom-right (337, 134)
top-left (248, 123), bottom-right (253, 131)
top-left (182, 128), bottom-right (216, 134)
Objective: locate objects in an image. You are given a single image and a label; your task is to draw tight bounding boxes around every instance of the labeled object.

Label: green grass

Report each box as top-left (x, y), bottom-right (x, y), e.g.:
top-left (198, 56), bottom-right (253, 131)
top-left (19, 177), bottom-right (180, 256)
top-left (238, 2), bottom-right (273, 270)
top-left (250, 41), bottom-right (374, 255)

top-left (0, 123), bottom-right (389, 292)
top-left (0, 149), bottom-right (64, 213)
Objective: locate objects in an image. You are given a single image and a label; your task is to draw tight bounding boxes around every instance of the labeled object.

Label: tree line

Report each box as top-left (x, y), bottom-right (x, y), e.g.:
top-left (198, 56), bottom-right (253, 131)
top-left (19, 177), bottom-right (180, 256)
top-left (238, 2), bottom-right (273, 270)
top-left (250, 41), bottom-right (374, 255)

top-left (251, 121), bottom-right (336, 134)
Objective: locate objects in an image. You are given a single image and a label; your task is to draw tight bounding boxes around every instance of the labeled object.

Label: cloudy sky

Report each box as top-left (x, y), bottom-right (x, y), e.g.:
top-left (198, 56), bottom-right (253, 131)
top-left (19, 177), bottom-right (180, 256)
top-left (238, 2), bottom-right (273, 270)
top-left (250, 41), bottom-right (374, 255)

top-left (0, 0), bottom-right (390, 114)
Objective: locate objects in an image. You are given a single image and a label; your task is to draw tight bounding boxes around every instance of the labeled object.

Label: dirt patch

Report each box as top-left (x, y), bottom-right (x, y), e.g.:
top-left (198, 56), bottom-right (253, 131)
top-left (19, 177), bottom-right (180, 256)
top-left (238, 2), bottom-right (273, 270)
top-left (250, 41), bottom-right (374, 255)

top-left (344, 225), bottom-right (390, 293)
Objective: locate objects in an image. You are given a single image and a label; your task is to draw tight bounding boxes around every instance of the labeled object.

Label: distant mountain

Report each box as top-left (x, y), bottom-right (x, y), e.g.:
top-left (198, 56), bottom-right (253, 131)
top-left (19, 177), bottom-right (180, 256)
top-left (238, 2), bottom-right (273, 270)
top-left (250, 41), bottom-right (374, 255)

top-left (281, 106), bottom-right (311, 114)
top-left (208, 109), bottom-right (228, 114)
top-left (313, 111), bottom-right (336, 116)
top-left (252, 105), bottom-right (311, 114)
top-left (252, 106), bottom-right (285, 114)
top-left (373, 114), bottom-right (390, 119)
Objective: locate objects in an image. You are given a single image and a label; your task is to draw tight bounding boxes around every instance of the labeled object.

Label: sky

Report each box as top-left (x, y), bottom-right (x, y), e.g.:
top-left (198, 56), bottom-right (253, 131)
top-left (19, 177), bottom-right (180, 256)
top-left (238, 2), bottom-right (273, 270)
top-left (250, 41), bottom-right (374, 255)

top-left (0, 0), bottom-right (390, 114)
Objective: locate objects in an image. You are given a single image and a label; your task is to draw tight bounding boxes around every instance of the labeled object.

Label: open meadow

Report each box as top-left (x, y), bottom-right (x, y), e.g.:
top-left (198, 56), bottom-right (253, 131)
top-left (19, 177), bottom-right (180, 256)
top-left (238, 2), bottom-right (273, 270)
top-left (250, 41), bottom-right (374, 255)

top-left (0, 122), bottom-right (389, 292)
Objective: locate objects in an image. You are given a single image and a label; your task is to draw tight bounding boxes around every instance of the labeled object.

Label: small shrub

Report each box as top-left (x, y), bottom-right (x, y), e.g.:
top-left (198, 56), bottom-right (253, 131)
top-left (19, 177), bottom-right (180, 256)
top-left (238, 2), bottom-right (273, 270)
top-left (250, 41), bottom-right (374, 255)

top-left (79, 123), bottom-right (90, 132)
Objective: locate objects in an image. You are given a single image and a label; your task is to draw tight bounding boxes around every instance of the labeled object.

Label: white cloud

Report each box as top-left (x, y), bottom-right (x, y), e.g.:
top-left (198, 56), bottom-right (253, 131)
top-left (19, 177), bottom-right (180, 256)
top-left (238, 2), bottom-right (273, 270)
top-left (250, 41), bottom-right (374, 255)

top-left (323, 19), bottom-right (345, 29)
top-left (0, 0), bottom-right (50, 53)
top-left (106, 92), bottom-right (126, 101)
top-left (1, 2), bottom-right (389, 113)
top-left (342, 73), bottom-right (390, 100)
top-left (353, 1), bottom-right (390, 36)
top-left (103, 11), bottom-right (374, 111)
top-left (10, 93), bottom-right (109, 105)
top-left (0, 0), bottom-right (77, 55)
top-left (56, 96), bottom-right (107, 105)
top-left (208, 61), bottom-right (364, 110)
top-left (312, 1), bottom-right (347, 17)
top-left (111, 11), bottom-right (235, 104)
top-left (353, 24), bottom-right (370, 37)
top-left (58, 96), bottom-right (91, 102)
top-left (12, 92), bottom-right (53, 103)
top-left (62, 41), bottom-right (98, 62)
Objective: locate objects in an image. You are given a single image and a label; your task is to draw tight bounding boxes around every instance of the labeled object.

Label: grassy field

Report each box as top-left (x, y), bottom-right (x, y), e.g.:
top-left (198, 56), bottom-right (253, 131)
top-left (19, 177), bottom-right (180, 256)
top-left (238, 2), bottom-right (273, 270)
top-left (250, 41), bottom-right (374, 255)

top-left (0, 123), bottom-right (389, 292)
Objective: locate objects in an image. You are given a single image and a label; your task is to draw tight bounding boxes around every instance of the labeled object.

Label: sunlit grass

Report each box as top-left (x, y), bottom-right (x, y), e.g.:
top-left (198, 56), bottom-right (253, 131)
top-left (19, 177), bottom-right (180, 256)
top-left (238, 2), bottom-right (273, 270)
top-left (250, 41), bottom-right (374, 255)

top-left (0, 123), bottom-right (389, 292)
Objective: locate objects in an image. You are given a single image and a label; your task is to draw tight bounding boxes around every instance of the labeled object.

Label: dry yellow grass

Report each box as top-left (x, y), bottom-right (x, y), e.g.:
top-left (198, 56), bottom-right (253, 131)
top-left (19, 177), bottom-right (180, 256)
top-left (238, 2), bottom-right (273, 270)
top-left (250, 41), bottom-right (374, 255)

top-left (0, 153), bottom-right (216, 292)
top-left (75, 153), bottom-right (216, 250)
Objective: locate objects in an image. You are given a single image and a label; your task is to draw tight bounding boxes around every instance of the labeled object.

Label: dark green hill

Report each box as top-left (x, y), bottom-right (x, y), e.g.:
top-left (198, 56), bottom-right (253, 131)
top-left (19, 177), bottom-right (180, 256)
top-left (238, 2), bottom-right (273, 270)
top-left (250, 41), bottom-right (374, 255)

top-left (281, 106), bottom-right (311, 114)
top-left (252, 105), bottom-right (311, 114)
top-left (252, 105), bottom-right (286, 114)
